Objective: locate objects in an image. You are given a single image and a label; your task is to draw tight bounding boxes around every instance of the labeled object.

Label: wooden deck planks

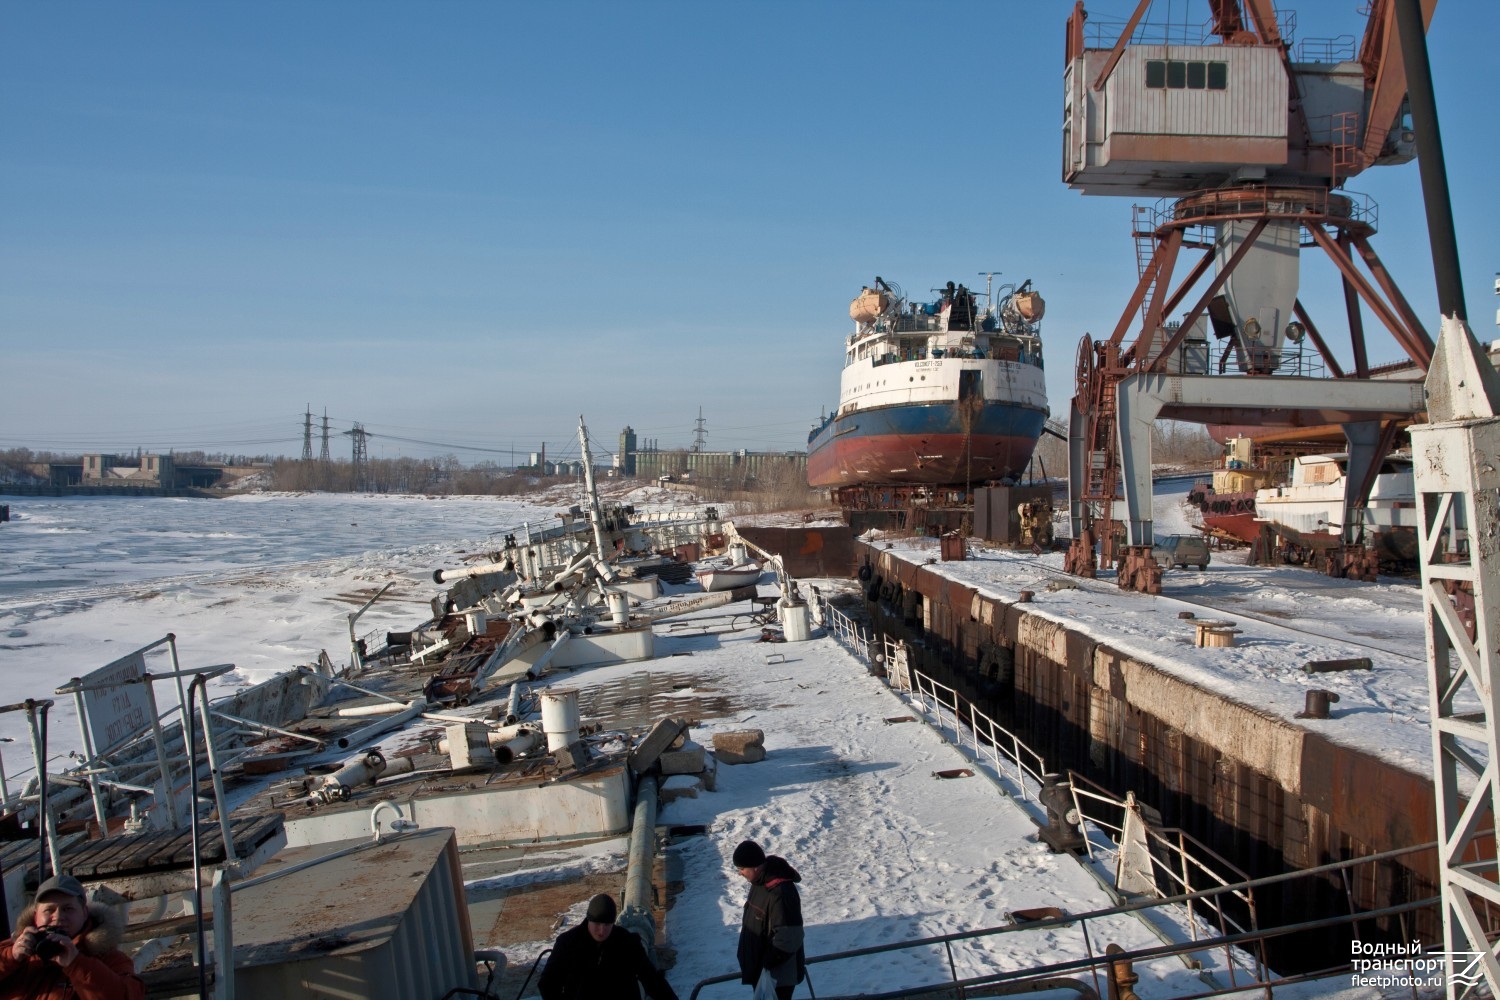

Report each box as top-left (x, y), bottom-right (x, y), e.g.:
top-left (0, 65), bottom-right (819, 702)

top-left (0, 813), bottom-right (285, 885)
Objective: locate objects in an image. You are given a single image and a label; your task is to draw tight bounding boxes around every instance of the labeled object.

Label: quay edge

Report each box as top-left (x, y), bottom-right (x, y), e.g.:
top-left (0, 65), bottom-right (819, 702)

top-left (840, 533), bottom-right (1439, 969)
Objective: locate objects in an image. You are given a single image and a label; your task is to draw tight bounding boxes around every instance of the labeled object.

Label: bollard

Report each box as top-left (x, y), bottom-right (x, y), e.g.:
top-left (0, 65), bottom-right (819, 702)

top-left (1295, 689), bottom-right (1341, 719)
top-left (1105, 943), bottom-right (1141, 1000)
top-left (1036, 774), bottom-right (1085, 853)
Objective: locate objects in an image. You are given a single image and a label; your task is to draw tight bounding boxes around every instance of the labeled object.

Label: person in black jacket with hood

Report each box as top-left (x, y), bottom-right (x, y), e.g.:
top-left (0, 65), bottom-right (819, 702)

top-left (733, 840), bottom-right (806, 1000)
top-left (538, 893), bottom-right (678, 1000)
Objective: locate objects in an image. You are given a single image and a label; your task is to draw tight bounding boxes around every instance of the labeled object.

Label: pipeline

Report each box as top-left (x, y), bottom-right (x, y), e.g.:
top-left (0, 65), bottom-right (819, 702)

top-left (334, 702), bottom-right (410, 718)
top-left (432, 558), bottom-right (515, 585)
top-left (436, 722), bottom-right (533, 753)
top-left (639, 586), bottom-right (757, 624)
top-left (617, 775), bottom-right (660, 959)
top-left (435, 725), bottom-right (545, 764)
top-left (492, 729), bottom-right (545, 763)
top-left (314, 748), bottom-right (419, 803)
top-left (525, 630), bottom-right (573, 680)
top-left (335, 700), bottom-right (426, 750)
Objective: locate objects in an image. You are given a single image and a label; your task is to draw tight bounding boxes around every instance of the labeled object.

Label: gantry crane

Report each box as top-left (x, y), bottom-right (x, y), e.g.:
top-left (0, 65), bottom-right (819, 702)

top-left (1061, 0), bottom-right (1437, 592)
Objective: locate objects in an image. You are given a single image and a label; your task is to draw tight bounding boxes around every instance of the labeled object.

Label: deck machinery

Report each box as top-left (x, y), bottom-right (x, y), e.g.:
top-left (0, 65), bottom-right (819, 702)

top-left (1061, 0), bottom-right (1437, 592)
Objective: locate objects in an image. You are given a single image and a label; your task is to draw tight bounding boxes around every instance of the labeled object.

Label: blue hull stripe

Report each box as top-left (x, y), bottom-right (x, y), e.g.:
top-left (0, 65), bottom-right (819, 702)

top-left (809, 401), bottom-right (1047, 452)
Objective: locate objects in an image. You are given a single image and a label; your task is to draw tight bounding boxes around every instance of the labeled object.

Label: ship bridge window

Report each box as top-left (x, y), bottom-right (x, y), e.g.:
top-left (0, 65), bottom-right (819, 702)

top-left (1146, 59), bottom-right (1227, 91)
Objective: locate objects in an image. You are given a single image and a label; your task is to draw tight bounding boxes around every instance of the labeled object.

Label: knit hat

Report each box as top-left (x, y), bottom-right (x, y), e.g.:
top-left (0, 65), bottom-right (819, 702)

top-left (585, 893), bottom-right (617, 924)
top-left (732, 840), bottom-right (766, 868)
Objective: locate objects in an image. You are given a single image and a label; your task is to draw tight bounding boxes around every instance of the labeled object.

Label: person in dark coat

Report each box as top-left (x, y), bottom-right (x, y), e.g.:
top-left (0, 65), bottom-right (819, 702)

top-left (538, 893), bottom-right (678, 1000)
top-left (733, 840), bottom-right (805, 1000)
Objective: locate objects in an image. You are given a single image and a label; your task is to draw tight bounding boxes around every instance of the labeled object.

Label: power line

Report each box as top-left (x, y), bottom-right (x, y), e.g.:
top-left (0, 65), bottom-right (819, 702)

top-left (364, 432), bottom-right (514, 456)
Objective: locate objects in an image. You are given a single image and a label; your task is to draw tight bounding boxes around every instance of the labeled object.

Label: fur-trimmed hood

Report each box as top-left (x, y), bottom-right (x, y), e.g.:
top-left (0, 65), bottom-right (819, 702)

top-left (16, 901), bottom-right (125, 956)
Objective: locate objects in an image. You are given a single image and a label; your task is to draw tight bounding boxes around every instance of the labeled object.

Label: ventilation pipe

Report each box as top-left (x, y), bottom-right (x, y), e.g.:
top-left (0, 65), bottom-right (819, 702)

top-left (780, 599), bottom-right (812, 642)
top-left (540, 688), bottom-right (582, 752)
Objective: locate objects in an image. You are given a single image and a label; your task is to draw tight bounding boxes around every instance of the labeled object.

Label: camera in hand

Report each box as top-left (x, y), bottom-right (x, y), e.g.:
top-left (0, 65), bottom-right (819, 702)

top-left (33, 933), bottom-right (65, 959)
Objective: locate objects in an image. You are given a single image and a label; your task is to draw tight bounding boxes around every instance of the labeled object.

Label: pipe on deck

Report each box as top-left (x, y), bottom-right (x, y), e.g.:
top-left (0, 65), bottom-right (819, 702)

top-left (639, 586), bottom-right (757, 624)
top-left (432, 559), bottom-right (514, 585)
top-left (618, 775), bottom-right (660, 959)
top-left (335, 700), bottom-right (426, 750)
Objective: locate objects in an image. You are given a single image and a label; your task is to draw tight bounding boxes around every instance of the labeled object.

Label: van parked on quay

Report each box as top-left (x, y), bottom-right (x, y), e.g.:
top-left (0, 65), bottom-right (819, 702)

top-left (1153, 534), bottom-right (1211, 570)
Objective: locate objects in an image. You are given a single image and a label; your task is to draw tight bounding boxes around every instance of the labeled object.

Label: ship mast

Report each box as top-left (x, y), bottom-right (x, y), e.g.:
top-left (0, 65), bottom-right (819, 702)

top-left (577, 416), bottom-right (609, 562)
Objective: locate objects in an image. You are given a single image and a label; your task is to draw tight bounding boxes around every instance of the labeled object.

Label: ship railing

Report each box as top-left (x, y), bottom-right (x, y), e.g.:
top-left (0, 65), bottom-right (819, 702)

top-left (687, 842), bottom-right (1439, 1000)
top-left (866, 338), bottom-right (1042, 370)
top-left (1064, 771), bottom-right (1268, 984)
top-left (821, 600), bottom-right (872, 662)
top-left (814, 603), bottom-right (1046, 802)
top-left (895, 663), bottom-right (1047, 801)
top-left (817, 608), bottom-right (1288, 984)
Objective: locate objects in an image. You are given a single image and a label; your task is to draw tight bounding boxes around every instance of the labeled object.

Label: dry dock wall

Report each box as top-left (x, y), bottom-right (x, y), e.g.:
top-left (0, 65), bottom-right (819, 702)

top-left (851, 538), bottom-right (1441, 964)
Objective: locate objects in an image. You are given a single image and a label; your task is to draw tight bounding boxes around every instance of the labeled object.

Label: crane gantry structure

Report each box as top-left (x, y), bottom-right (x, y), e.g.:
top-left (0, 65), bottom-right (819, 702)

top-left (1060, 0), bottom-right (1437, 592)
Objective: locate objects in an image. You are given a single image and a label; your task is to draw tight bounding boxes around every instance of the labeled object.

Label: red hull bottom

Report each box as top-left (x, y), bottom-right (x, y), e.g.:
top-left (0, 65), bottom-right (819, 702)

top-left (1196, 489), bottom-right (1261, 543)
top-left (1202, 512), bottom-right (1261, 543)
top-left (807, 432), bottom-right (1040, 488)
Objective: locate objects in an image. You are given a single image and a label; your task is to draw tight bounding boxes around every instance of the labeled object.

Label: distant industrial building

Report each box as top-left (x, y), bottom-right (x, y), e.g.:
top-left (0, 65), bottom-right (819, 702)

top-left (58, 454), bottom-right (223, 490)
top-left (617, 426), bottom-right (805, 485)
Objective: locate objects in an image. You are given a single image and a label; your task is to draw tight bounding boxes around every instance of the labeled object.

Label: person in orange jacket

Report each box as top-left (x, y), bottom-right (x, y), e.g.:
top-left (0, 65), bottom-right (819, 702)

top-left (0, 874), bottom-right (144, 1000)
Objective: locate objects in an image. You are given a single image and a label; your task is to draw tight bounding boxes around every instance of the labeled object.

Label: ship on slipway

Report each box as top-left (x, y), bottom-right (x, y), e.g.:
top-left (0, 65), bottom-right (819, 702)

top-left (806, 276), bottom-right (1049, 497)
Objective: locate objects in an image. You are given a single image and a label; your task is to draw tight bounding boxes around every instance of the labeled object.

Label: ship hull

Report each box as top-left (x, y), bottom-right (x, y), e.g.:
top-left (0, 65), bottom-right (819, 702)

top-left (1197, 490), bottom-right (1263, 543)
top-left (807, 400), bottom-right (1046, 487)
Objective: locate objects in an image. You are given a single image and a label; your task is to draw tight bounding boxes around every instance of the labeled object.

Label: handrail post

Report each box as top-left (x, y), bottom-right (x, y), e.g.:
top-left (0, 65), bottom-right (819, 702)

top-left (212, 868), bottom-right (234, 1000)
top-left (137, 676), bottom-right (182, 828)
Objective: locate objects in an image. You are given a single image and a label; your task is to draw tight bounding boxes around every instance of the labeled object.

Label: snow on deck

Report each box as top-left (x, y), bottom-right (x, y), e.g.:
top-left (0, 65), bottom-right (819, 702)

top-left (0, 487), bottom-right (1434, 997)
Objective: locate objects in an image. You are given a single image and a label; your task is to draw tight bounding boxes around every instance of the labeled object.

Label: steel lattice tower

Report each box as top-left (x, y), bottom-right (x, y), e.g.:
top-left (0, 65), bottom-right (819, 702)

top-left (319, 411), bottom-right (331, 464)
top-left (691, 407), bottom-right (707, 453)
top-left (346, 422), bottom-right (369, 491)
top-left (301, 407), bottom-right (314, 462)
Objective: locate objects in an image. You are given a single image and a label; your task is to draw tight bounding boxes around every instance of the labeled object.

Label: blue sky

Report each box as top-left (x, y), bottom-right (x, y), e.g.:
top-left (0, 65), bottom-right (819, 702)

top-left (2, 1), bottom-right (1496, 464)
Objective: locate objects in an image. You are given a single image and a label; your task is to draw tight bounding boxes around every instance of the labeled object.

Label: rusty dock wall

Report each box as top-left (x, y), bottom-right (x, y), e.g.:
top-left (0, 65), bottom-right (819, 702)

top-left (846, 536), bottom-right (1442, 964)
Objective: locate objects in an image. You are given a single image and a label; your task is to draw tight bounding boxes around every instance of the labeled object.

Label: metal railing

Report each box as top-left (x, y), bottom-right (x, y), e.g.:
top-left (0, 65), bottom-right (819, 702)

top-left (818, 618), bottom-right (1047, 802)
top-left (895, 661), bottom-right (1048, 801)
top-left (821, 599), bottom-right (872, 662)
top-left (687, 842), bottom-right (1440, 999)
top-left (1067, 772), bottom-right (1266, 989)
top-left (804, 592), bottom-right (1448, 997)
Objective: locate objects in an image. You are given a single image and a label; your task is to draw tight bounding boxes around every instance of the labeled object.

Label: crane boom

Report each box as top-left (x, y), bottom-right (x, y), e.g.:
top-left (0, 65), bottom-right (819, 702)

top-left (1358, 0), bottom-right (1438, 170)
